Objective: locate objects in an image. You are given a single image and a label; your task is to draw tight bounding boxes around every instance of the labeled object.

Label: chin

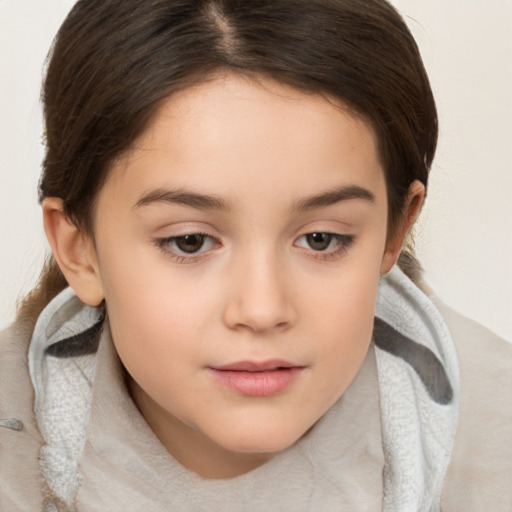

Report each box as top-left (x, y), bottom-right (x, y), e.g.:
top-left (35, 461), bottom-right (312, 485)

top-left (212, 420), bottom-right (308, 455)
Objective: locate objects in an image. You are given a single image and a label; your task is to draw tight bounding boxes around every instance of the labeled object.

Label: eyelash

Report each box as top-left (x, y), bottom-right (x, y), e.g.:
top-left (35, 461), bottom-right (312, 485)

top-left (154, 232), bottom-right (221, 264)
top-left (153, 232), bottom-right (355, 263)
top-left (294, 233), bottom-right (355, 261)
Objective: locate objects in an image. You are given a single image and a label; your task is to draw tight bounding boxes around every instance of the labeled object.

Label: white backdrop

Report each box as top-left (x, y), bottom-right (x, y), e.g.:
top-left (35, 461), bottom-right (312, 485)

top-left (1, 0), bottom-right (511, 341)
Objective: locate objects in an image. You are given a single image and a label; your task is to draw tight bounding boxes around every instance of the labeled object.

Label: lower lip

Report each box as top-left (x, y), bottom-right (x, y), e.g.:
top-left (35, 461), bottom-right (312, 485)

top-left (208, 367), bottom-right (304, 396)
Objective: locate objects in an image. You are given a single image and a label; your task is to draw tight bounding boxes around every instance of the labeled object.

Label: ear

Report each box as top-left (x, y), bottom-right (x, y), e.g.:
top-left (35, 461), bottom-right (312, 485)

top-left (42, 197), bottom-right (104, 306)
top-left (380, 180), bottom-right (425, 275)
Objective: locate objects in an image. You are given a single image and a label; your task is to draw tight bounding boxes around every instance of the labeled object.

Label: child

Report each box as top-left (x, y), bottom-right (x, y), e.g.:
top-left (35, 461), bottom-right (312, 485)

top-left (1, 1), bottom-right (511, 511)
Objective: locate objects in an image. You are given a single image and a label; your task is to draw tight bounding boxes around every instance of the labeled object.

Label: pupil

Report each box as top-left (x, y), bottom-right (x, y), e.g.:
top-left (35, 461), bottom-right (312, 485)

top-left (176, 234), bottom-right (204, 253)
top-left (307, 233), bottom-right (332, 251)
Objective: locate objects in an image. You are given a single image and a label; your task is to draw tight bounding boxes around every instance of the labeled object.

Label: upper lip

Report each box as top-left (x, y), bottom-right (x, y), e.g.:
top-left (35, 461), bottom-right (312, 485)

top-left (211, 359), bottom-right (301, 372)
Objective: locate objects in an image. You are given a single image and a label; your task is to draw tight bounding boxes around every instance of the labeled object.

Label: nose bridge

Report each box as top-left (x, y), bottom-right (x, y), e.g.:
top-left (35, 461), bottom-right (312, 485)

top-left (223, 242), bottom-right (295, 333)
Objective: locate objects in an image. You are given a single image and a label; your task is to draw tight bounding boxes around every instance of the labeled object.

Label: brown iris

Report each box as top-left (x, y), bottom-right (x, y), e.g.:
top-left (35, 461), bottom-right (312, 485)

top-left (306, 233), bottom-right (333, 251)
top-left (175, 234), bottom-right (207, 253)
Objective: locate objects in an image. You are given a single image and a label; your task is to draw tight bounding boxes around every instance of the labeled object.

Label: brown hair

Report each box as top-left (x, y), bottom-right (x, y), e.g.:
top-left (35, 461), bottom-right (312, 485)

top-left (19, 0), bottom-right (437, 326)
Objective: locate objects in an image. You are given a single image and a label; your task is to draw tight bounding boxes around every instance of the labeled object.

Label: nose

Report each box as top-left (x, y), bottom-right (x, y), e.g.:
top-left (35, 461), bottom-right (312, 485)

top-left (222, 250), bottom-right (297, 334)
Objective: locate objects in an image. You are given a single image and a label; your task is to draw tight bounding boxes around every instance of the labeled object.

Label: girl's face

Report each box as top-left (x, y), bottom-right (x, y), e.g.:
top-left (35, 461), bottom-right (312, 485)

top-left (90, 73), bottom-right (400, 478)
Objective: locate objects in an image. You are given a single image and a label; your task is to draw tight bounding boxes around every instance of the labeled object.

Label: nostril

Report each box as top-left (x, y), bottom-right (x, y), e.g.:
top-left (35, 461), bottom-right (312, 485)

top-left (0, 418), bottom-right (23, 430)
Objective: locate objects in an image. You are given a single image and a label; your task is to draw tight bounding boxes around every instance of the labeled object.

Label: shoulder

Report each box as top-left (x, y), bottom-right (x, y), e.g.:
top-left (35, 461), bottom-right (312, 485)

top-left (433, 299), bottom-right (512, 511)
top-left (0, 321), bottom-right (46, 510)
top-left (1, 319), bottom-right (33, 381)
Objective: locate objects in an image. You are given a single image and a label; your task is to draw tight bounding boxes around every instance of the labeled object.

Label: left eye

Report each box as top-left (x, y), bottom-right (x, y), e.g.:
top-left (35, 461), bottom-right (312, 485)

top-left (295, 232), bottom-right (353, 252)
top-left (157, 233), bottom-right (217, 255)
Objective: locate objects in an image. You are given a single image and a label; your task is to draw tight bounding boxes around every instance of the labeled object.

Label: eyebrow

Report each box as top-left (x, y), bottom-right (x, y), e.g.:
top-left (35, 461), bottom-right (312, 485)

top-left (133, 184), bottom-right (375, 213)
top-left (293, 185), bottom-right (375, 211)
top-left (133, 188), bottom-right (232, 212)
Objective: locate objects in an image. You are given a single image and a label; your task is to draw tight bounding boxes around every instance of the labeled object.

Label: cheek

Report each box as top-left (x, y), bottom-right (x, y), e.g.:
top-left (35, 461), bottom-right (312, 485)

top-left (96, 237), bottom-right (221, 370)
top-left (303, 240), bottom-right (384, 385)
top-left (303, 234), bottom-right (383, 320)
top-left (294, 279), bottom-right (377, 425)
top-left (314, 270), bottom-right (378, 357)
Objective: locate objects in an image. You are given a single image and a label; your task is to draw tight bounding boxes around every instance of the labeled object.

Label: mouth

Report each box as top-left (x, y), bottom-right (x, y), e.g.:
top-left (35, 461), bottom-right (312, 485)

top-left (208, 360), bottom-right (305, 397)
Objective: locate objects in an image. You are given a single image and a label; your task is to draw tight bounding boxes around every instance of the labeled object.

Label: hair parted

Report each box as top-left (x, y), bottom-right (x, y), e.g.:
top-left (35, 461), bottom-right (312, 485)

top-left (20, 0), bottom-right (437, 325)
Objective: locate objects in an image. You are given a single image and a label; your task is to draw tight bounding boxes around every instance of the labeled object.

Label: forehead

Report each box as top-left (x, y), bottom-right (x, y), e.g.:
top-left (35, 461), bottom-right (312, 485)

top-left (105, 73), bottom-right (385, 211)
top-left (140, 73), bottom-right (375, 156)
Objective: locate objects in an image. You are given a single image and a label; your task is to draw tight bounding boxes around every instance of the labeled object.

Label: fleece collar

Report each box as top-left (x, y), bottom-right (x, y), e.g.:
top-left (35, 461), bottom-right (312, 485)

top-left (375, 266), bottom-right (459, 511)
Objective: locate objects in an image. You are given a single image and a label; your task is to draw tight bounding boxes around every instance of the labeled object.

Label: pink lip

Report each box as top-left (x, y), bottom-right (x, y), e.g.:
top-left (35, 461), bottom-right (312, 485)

top-left (208, 360), bottom-right (305, 397)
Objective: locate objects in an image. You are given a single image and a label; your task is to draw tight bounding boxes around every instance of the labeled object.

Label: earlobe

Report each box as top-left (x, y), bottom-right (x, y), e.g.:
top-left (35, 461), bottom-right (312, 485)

top-left (380, 180), bottom-right (425, 275)
top-left (42, 197), bottom-right (104, 306)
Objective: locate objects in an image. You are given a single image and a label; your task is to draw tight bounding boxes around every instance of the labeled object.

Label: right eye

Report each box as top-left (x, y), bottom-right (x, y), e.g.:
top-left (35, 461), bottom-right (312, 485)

top-left (154, 233), bottom-right (219, 261)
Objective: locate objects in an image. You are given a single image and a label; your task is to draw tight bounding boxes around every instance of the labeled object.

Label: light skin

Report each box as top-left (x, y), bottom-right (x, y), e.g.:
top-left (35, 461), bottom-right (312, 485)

top-left (43, 73), bottom-right (424, 479)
